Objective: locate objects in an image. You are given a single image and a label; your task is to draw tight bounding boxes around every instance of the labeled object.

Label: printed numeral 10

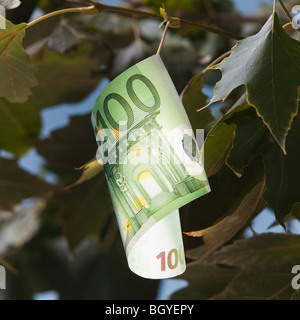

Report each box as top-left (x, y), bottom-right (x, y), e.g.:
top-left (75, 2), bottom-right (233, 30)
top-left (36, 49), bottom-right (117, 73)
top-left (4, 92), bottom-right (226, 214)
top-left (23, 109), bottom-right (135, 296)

top-left (156, 247), bottom-right (184, 271)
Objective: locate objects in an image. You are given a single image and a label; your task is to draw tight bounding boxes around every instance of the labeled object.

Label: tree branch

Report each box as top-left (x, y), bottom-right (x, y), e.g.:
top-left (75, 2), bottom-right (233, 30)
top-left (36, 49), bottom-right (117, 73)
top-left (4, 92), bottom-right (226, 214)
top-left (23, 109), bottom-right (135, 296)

top-left (85, 0), bottom-right (244, 40)
top-left (25, 0), bottom-right (244, 40)
top-left (26, 5), bottom-right (97, 29)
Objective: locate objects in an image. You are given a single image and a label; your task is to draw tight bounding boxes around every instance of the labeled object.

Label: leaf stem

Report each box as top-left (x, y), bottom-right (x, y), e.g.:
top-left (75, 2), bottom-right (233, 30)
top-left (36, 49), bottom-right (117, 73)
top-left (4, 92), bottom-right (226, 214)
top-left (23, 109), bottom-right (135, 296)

top-left (26, 5), bottom-right (97, 29)
top-left (273, 0), bottom-right (277, 14)
top-left (283, 22), bottom-right (292, 30)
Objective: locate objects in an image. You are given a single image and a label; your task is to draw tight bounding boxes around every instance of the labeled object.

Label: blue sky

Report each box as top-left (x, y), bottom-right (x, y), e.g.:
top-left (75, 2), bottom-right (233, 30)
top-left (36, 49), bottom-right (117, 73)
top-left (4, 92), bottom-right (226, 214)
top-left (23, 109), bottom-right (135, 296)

top-left (232, 0), bottom-right (274, 15)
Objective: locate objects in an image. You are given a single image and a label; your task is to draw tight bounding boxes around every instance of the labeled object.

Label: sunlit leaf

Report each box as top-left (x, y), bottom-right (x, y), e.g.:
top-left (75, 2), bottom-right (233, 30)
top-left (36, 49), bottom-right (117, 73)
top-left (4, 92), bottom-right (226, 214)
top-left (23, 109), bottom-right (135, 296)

top-left (0, 98), bottom-right (41, 155)
top-left (0, 19), bottom-right (37, 103)
top-left (73, 159), bottom-right (103, 187)
top-left (30, 44), bottom-right (109, 108)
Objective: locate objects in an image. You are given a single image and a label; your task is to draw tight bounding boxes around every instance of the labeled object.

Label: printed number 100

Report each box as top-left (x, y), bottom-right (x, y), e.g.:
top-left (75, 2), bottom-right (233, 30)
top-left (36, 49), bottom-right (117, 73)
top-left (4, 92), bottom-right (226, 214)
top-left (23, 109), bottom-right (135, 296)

top-left (156, 247), bottom-right (184, 271)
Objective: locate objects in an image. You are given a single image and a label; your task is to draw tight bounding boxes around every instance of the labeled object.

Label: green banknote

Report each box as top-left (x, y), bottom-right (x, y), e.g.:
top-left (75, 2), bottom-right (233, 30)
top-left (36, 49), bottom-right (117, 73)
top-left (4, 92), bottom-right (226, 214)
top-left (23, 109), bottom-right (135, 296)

top-left (92, 54), bottom-right (210, 279)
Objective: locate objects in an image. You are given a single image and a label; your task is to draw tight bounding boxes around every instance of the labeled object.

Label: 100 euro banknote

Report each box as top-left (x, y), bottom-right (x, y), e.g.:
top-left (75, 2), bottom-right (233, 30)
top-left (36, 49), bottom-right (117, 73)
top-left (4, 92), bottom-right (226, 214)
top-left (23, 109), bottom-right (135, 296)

top-left (92, 54), bottom-right (210, 279)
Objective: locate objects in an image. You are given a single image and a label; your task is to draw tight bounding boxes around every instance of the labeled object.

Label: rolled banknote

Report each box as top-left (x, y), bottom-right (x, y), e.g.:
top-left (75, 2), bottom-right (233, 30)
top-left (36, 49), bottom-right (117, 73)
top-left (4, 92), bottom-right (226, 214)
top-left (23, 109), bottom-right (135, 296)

top-left (91, 54), bottom-right (210, 279)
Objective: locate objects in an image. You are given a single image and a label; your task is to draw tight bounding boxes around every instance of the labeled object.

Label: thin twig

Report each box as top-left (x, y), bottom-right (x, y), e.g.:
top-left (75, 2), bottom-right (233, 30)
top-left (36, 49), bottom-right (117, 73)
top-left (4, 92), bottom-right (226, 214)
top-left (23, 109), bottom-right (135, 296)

top-left (0, 257), bottom-right (18, 275)
top-left (178, 18), bottom-right (244, 40)
top-left (26, 5), bottom-right (97, 29)
top-left (157, 21), bottom-right (170, 54)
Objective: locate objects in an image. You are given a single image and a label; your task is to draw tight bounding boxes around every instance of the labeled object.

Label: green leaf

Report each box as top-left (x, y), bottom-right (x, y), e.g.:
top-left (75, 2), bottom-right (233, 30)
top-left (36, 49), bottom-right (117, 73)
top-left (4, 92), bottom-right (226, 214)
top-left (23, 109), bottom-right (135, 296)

top-left (5, 236), bottom-right (159, 299)
top-left (225, 107), bottom-right (268, 176)
top-left (172, 263), bottom-right (239, 300)
top-left (180, 161), bottom-right (266, 251)
top-left (30, 44), bottom-right (109, 109)
top-left (0, 19), bottom-right (37, 103)
top-left (0, 158), bottom-right (55, 211)
top-left (182, 73), bottom-right (209, 111)
top-left (208, 97), bottom-right (300, 225)
top-left (204, 97), bottom-right (248, 177)
top-left (176, 234), bottom-right (300, 300)
top-left (262, 107), bottom-right (300, 225)
top-left (204, 122), bottom-right (235, 177)
top-left (185, 165), bottom-right (265, 254)
top-left (0, 98), bottom-right (41, 155)
top-left (205, 234), bottom-right (300, 300)
top-left (55, 174), bottom-right (112, 251)
top-left (209, 13), bottom-right (300, 152)
top-left (181, 73), bottom-right (214, 131)
top-left (0, 42), bottom-right (109, 155)
top-left (36, 114), bottom-right (98, 185)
